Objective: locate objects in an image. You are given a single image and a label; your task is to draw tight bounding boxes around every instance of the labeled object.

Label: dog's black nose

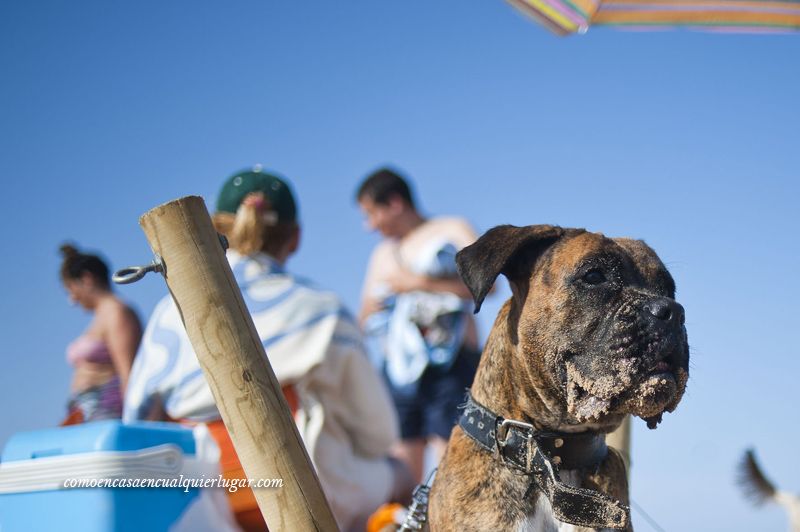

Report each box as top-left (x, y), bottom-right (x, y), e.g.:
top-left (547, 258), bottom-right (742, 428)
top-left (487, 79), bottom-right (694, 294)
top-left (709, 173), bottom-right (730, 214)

top-left (645, 298), bottom-right (685, 324)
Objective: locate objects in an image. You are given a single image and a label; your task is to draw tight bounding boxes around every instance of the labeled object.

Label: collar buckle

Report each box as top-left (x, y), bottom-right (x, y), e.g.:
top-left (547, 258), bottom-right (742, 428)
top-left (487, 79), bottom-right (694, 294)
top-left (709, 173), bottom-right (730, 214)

top-left (494, 418), bottom-right (535, 470)
top-left (459, 392), bottom-right (630, 529)
top-left (496, 418), bottom-right (534, 444)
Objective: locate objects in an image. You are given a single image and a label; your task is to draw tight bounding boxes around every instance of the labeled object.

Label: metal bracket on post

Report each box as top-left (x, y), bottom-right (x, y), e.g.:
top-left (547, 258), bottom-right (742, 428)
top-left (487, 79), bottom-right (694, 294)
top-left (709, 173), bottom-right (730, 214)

top-left (112, 234), bottom-right (229, 285)
top-left (112, 254), bottom-right (165, 285)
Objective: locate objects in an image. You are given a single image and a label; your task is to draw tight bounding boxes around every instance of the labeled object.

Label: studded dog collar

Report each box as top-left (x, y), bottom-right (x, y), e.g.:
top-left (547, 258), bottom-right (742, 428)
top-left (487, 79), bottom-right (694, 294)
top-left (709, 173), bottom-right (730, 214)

top-left (458, 392), bottom-right (630, 530)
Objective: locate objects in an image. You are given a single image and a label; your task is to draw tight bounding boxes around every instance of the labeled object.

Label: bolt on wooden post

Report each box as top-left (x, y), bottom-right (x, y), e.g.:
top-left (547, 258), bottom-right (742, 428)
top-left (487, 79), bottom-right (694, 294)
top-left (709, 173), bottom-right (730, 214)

top-left (139, 195), bottom-right (339, 532)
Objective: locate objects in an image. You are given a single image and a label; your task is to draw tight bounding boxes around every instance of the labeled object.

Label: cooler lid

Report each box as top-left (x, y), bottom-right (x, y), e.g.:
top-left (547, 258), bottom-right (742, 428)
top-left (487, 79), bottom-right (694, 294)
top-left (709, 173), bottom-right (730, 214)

top-left (0, 444), bottom-right (215, 494)
top-left (1, 421), bottom-right (195, 462)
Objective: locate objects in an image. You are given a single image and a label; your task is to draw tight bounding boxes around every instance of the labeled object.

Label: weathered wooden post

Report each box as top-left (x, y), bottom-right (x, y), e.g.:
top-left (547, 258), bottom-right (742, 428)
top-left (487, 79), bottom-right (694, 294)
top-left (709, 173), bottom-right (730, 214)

top-left (606, 415), bottom-right (631, 477)
top-left (138, 195), bottom-right (338, 531)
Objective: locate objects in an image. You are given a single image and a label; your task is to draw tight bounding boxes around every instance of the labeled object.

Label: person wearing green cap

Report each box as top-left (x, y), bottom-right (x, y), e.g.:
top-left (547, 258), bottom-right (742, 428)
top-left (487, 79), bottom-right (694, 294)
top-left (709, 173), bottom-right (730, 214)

top-left (125, 167), bottom-right (411, 532)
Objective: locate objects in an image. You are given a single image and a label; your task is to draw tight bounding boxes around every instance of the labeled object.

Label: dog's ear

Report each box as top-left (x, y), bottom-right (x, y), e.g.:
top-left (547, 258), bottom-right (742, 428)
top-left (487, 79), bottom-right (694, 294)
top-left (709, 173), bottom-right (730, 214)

top-left (456, 224), bottom-right (566, 312)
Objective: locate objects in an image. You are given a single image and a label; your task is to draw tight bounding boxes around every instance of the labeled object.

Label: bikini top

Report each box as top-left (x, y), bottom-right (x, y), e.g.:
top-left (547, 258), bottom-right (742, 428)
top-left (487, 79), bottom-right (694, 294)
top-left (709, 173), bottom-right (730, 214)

top-left (66, 335), bottom-right (113, 366)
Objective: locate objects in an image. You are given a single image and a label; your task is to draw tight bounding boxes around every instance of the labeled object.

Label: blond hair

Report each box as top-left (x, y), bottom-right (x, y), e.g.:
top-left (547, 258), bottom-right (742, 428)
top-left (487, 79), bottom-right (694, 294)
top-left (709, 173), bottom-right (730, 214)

top-left (212, 193), bottom-right (297, 257)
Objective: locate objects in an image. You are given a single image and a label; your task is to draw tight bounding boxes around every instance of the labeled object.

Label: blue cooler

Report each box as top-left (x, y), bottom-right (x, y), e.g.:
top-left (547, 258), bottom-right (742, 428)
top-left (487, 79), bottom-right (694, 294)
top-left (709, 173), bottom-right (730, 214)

top-left (0, 421), bottom-right (204, 532)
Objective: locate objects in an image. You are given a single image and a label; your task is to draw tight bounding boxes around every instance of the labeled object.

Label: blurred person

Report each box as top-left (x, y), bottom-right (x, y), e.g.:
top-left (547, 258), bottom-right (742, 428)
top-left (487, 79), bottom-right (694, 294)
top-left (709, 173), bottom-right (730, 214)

top-left (356, 167), bottom-right (482, 482)
top-left (124, 167), bottom-right (411, 532)
top-left (60, 244), bottom-right (142, 424)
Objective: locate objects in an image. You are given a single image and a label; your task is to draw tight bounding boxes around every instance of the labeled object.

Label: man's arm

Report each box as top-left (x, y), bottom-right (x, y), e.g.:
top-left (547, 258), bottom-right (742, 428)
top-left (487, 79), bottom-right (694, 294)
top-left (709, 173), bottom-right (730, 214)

top-left (358, 295), bottom-right (385, 326)
top-left (385, 270), bottom-right (472, 299)
top-left (358, 244), bottom-right (388, 325)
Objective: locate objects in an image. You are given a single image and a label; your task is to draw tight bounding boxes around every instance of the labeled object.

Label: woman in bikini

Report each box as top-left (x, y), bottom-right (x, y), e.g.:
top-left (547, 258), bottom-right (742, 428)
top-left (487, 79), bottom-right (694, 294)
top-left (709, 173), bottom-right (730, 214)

top-left (60, 244), bottom-right (142, 424)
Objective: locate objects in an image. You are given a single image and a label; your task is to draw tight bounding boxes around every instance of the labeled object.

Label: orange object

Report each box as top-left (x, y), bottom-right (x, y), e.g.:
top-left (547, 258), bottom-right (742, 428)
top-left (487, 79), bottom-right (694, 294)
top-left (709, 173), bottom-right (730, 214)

top-left (61, 408), bottom-right (84, 426)
top-left (366, 502), bottom-right (405, 532)
top-left (206, 420), bottom-right (268, 532)
top-left (203, 384), bottom-right (299, 532)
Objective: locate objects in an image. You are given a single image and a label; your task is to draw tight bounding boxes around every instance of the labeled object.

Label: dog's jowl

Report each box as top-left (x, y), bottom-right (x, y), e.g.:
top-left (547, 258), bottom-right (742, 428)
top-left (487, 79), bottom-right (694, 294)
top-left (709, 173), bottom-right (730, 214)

top-left (428, 225), bottom-right (689, 532)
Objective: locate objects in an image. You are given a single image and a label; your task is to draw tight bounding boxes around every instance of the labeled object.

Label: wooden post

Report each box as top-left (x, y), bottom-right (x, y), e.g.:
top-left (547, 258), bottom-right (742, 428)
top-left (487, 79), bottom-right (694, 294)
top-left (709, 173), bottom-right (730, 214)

top-left (606, 415), bottom-right (631, 479)
top-left (139, 196), bottom-right (339, 532)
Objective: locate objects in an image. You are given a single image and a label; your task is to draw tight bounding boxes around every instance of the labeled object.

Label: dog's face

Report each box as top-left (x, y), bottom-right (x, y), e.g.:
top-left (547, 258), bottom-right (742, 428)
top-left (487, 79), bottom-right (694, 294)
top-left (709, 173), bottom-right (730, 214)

top-left (458, 225), bottom-right (689, 431)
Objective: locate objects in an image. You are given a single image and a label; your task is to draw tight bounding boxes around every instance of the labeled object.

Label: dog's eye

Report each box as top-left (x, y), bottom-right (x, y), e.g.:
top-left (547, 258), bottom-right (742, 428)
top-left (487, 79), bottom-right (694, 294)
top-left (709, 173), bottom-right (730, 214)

top-left (582, 269), bottom-right (607, 285)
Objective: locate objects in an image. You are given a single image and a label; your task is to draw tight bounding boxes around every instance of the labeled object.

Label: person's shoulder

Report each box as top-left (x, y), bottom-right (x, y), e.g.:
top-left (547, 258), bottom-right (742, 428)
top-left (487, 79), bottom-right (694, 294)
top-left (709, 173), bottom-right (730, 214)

top-left (143, 294), bottom-right (180, 327)
top-left (98, 296), bottom-right (137, 323)
top-left (364, 238), bottom-right (395, 271)
top-left (291, 279), bottom-right (361, 345)
top-left (151, 294), bottom-right (176, 313)
top-left (425, 216), bottom-right (478, 243)
top-left (370, 238), bottom-right (394, 257)
top-left (291, 275), bottom-right (348, 309)
top-left (295, 277), bottom-right (360, 325)
top-left (429, 215), bottom-right (473, 229)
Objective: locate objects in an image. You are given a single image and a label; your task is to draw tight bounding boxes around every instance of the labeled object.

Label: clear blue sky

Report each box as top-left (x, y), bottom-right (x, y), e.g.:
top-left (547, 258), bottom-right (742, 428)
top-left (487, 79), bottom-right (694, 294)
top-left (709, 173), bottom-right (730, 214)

top-left (1, 1), bottom-right (798, 530)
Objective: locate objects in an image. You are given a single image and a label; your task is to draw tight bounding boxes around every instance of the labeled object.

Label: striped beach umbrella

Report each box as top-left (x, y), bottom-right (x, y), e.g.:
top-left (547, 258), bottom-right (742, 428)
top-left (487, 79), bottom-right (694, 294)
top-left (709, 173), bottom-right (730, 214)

top-left (508, 0), bottom-right (800, 35)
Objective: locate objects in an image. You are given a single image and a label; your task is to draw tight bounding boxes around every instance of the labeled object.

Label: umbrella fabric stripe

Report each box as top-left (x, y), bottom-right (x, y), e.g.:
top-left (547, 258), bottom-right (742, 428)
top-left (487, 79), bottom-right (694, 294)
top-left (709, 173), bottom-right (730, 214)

top-left (512, 0), bottom-right (600, 20)
top-left (593, 6), bottom-right (800, 29)
top-left (507, 0), bottom-right (800, 33)
top-left (598, 0), bottom-right (800, 9)
top-left (506, 0), bottom-right (601, 32)
top-left (613, 23), bottom-right (799, 30)
top-left (567, 0), bottom-right (603, 16)
top-left (612, 23), bottom-right (800, 30)
top-left (601, 2), bottom-right (800, 15)
top-left (547, 0), bottom-right (592, 23)
top-left (601, 6), bottom-right (800, 15)
top-left (704, 25), bottom-right (800, 31)
top-left (527, 0), bottom-right (588, 28)
top-left (507, 0), bottom-right (577, 34)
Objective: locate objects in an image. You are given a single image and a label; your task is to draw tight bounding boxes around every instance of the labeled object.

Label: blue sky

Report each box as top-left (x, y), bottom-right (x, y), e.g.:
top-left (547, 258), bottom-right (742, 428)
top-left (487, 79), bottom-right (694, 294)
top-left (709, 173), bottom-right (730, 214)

top-left (1, 1), bottom-right (798, 530)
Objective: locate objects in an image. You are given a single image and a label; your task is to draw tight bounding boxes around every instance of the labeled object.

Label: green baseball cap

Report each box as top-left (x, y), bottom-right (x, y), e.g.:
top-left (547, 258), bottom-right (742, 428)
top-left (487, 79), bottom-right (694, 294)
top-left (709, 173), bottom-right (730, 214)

top-left (215, 166), bottom-right (298, 223)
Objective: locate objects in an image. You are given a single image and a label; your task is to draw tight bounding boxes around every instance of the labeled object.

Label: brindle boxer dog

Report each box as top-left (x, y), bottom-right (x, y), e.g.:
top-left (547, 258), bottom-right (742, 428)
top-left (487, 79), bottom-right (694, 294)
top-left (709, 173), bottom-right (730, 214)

top-left (428, 225), bottom-right (689, 531)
